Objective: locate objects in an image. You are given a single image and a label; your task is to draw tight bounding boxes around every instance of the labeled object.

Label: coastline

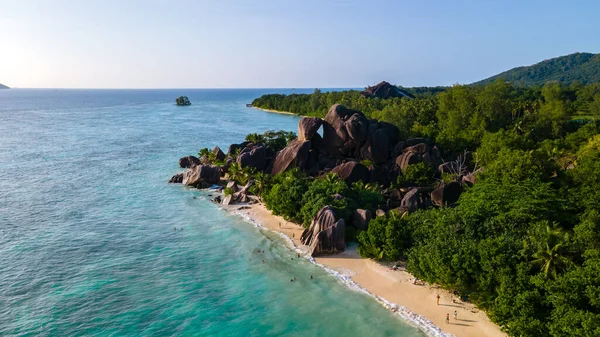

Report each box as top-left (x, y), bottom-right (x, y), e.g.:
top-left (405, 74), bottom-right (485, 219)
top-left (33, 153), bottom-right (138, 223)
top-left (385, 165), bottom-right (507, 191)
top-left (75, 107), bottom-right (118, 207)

top-left (224, 201), bottom-right (506, 337)
top-left (251, 106), bottom-right (298, 116)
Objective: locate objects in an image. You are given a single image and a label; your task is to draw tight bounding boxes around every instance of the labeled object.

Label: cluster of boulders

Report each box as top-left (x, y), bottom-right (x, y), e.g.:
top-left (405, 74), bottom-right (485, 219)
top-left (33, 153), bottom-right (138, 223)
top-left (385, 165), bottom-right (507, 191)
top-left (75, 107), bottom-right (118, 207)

top-left (362, 81), bottom-right (412, 99)
top-left (169, 104), bottom-right (482, 257)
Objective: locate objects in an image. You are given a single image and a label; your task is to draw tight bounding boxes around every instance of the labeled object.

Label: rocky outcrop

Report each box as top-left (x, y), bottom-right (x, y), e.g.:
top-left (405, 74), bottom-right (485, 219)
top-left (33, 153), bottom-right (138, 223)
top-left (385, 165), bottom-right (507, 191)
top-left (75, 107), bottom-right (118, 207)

top-left (399, 188), bottom-right (427, 212)
top-left (301, 206), bottom-right (346, 256)
top-left (168, 173), bottom-right (183, 183)
top-left (298, 117), bottom-right (322, 141)
top-left (182, 165), bottom-right (221, 187)
top-left (227, 141), bottom-right (251, 157)
top-left (213, 146), bottom-right (226, 161)
top-left (431, 182), bottom-right (462, 207)
top-left (330, 161), bottom-right (370, 185)
top-left (237, 146), bottom-right (267, 170)
top-left (270, 140), bottom-right (311, 175)
top-left (179, 155), bottom-right (201, 168)
top-left (353, 209), bottom-right (372, 230)
top-left (362, 81), bottom-right (412, 99)
top-left (322, 104), bottom-right (368, 157)
top-left (226, 181), bottom-right (238, 192)
top-left (396, 152), bottom-right (422, 170)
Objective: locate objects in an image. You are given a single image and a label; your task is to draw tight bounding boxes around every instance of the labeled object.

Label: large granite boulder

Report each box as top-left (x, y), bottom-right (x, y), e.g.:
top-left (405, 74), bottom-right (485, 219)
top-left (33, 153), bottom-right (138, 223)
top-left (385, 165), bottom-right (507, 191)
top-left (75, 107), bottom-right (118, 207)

top-left (360, 129), bottom-right (390, 164)
top-left (322, 104), bottom-right (368, 158)
top-left (212, 146), bottom-right (226, 162)
top-left (330, 161), bottom-right (370, 185)
top-left (227, 141), bottom-right (251, 157)
top-left (405, 138), bottom-right (432, 146)
top-left (300, 206), bottom-right (346, 256)
top-left (431, 182), bottom-right (462, 207)
top-left (270, 140), bottom-right (312, 175)
top-left (298, 117), bottom-right (322, 141)
top-left (237, 146), bottom-right (267, 171)
top-left (168, 173), bottom-right (183, 183)
top-left (396, 152), bottom-right (422, 170)
top-left (179, 155), bottom-right (201, 168)
top-left (353, 209), bottom-right (372, 231)
top-left (182, 165), bottom-right (221, 187)
top-left (399, 188), bottom-right (421, 212)
top-left (405, 143), bottom-right (430, 155)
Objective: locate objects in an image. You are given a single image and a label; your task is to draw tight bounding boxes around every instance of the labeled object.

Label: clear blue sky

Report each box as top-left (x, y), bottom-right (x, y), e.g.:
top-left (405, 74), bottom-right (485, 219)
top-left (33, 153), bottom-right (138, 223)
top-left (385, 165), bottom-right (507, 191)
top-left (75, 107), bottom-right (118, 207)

top-left (0, 0), bottom-right (598, 88)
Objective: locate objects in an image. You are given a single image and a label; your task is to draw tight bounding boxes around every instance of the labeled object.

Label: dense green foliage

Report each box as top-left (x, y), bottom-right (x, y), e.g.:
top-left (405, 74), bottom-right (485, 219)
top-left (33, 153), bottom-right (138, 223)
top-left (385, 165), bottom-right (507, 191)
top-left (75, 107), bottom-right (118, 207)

top-left (248, 79), bottom-right (600, 335)
top-left (245, 130), bottom-right (296, 152)
top-left (474, 52), bottom-right (600, 87)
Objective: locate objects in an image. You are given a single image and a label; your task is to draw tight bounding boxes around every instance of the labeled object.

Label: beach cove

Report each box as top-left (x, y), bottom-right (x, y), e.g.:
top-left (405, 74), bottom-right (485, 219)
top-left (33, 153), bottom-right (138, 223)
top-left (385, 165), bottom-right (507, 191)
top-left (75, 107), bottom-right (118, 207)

top-left (223, 201), bottom-right (506, 337)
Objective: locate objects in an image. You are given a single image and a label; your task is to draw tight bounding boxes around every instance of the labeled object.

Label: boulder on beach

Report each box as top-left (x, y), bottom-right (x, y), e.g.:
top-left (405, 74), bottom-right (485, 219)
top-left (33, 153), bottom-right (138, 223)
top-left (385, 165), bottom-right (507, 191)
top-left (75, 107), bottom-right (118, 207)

top-left (179, 155), bottom-right (201, 168)
top-left (182, 165), bottom-right (221, 188)
top-left (270, 139), bottom-right (312, 175)
top-left (300, 206), bottom-right (346, 256)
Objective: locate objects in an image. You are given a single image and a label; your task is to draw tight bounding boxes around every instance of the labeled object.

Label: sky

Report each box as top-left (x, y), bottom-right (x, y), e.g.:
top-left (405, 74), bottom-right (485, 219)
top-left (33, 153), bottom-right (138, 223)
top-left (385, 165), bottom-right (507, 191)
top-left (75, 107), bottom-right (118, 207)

top-left (0, 0), bottom-right (599, 89)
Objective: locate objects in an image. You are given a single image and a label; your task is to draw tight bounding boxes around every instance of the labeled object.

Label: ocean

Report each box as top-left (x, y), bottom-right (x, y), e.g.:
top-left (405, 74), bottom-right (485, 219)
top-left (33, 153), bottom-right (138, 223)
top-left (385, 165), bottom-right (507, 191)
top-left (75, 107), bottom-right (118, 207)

top-left (0, 89), bottom-right (426, 336)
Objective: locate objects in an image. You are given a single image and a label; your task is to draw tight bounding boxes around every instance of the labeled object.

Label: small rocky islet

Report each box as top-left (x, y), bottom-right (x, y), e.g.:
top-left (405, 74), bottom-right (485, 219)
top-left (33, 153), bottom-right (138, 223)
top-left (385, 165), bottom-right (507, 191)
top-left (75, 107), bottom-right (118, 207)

top-left (170, 103), bottom-right (478, 257)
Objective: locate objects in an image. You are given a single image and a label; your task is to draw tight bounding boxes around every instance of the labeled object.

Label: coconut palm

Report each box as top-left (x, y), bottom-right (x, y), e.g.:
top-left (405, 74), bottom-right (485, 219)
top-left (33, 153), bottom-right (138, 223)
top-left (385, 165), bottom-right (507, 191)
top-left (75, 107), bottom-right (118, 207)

top-left (531, 224), bottom-right (571, 279)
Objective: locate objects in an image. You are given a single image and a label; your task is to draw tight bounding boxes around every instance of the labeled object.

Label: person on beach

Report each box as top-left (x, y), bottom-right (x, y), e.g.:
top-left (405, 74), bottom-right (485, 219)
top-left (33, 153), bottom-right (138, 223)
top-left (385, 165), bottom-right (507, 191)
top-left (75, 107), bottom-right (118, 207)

top-left (446, 313), bottom-right (450, 324)
top-left (453, 310), bottom-right (457, 320)
top-left (292, 233), bottom-right (295, 238)
top-left (436, 294), bottom-right (440, 305)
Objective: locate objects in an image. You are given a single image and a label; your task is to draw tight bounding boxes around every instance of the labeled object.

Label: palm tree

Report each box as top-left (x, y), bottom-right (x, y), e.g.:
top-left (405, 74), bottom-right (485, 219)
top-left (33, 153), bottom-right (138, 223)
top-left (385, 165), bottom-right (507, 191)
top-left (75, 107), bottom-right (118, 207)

top-left (531, 224), bottom-right (571, 279)
top-left (227, 162), bottom-right (243, 183)
top-left (253, 171), bottom-right (270, 200)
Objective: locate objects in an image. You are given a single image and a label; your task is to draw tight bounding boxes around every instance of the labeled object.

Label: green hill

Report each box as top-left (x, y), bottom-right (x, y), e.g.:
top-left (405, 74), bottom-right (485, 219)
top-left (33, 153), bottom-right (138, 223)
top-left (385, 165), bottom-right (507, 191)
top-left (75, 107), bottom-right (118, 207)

top-left (474, 52), bottom-right (600, 86)
top-left (0, 83), bottom-right (9, 89)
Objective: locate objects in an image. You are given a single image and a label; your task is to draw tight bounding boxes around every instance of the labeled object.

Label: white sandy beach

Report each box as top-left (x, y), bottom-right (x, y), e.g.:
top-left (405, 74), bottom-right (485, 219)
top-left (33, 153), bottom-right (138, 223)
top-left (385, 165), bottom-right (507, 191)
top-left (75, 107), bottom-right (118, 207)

top-left (229, 202), bottom-right (507, 337)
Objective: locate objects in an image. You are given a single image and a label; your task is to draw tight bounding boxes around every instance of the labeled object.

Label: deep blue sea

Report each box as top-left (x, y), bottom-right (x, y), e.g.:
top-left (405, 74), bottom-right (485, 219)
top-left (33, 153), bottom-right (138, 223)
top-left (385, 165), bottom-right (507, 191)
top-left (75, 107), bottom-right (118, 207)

top-left (0, 89), bottom-right (425, 336)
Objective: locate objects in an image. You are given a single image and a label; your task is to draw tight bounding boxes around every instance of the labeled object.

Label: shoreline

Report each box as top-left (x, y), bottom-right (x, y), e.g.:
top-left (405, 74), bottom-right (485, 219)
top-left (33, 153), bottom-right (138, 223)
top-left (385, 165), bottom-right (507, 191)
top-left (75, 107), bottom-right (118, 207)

top-left (222, 201), bottom-right (506, 337)
top-left (250, 106), bottom-right (298, 116)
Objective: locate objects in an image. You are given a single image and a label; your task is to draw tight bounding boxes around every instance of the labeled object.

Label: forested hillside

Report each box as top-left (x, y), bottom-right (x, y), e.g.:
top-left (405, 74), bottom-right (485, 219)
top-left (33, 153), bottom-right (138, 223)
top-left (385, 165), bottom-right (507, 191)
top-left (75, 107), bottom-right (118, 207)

top-left (474, 52), bottom-right (600, 86)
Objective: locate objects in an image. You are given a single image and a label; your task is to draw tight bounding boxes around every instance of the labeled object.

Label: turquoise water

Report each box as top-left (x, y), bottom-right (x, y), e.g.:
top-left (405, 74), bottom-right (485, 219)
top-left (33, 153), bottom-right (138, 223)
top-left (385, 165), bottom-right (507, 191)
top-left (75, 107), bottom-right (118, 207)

top-left (0, 89), bottom-right (425, 336)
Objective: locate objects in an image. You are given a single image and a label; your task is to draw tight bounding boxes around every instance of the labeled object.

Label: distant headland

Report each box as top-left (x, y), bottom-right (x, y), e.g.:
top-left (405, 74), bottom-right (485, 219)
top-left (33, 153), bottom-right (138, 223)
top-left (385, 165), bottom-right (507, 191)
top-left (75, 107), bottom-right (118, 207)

top-left (0, 83), bottom-right (9, 89)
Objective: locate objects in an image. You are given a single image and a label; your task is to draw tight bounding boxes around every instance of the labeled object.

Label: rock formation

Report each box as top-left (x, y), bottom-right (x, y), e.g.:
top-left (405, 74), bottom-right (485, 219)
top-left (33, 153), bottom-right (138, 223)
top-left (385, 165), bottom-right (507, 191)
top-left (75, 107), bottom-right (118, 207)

top-left (237, 145), bottom-right (267, 170)
top-left (168, 173), bottom-right (183, 183)
top-left (431, 182), bottom-right (462, 207)
top-left (179, 155), bottom-right (201, 168)
top-left (298, 117), bottom-right (322, 141)
top-left (270, 140), bottom-right (312, 175)
top-left (362, 81), bottom-right (412, 99)
top-left (353, 209), bottom-right (372, 230)
top-left (212, 146), bottom-right (226, 162)
top-left (330, 161), bottom-right (370, 185)
top-left (182, 165), bottom-right (221, 188)
top-left (300, 206), bottom-right (346, 256)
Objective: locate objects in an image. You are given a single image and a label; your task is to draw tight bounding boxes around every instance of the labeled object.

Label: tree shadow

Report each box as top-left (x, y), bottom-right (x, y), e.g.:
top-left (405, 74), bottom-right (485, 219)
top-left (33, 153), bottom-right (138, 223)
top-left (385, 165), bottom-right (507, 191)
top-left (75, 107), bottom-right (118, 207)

top-left (440, 304), bottom-right (463, 308)
top-left (450, 322), bottom-right (472, 327)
